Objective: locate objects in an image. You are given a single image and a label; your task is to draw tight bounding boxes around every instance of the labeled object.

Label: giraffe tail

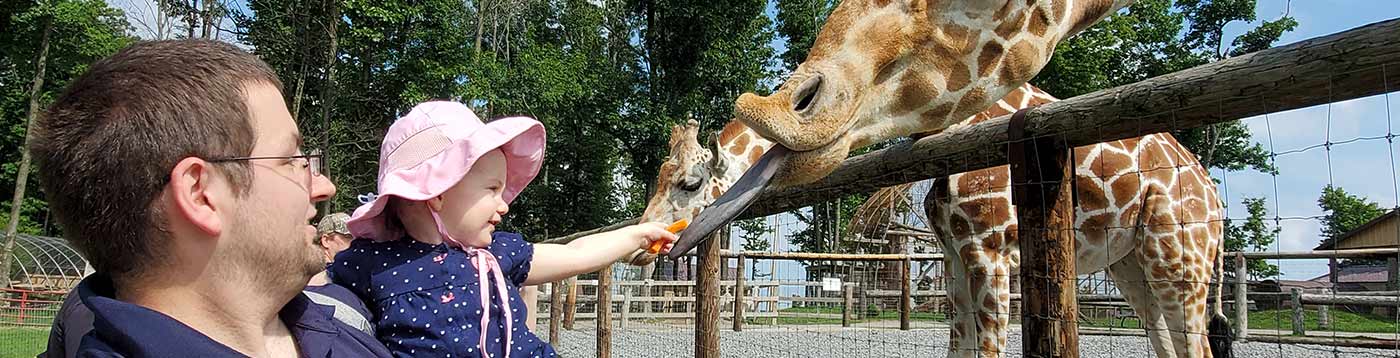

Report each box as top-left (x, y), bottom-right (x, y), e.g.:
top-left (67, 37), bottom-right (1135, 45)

top-left (1208, 229), bottom-right (1235, 358)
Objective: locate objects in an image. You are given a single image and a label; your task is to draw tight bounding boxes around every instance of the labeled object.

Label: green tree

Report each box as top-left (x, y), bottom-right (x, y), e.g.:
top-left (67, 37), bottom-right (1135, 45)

top-left (1318, 185), bottom-right (1387, 239)
top-left (1223, 197), bottom-right (1280, 279)
top-left (1034, 0), bottom-right (1296, 175)
top-left (1, 0), bottom-right (133, 284)
top-left (774, 0), bottom-right (837, 72)
top-left (737, 218), bottom-right (771, 252)
top-left (1317, 185), bottom-right (1388, 265)
top-left (736, 217), bottom-right (771, 278)
top-left (612, 0), bottom-right (777, 213)
top-left (476, 0), bottom-right (632, 240)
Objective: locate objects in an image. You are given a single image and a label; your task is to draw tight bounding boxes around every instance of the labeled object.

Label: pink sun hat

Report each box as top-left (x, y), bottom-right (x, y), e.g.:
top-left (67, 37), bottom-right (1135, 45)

top-left (346, 101), bottom-right (546, 241)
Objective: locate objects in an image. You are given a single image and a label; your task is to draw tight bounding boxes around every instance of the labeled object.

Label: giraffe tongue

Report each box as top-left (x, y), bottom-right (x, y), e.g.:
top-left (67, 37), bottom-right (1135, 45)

top-left (667, 146), bottom-right (790, 260)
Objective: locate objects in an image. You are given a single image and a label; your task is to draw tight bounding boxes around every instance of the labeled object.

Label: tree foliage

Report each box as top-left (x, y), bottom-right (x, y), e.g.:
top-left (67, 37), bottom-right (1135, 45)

top-left (2, 0), bottom-right (134, 238)
top-left (1318, 185), bottom-right (1387, 240)
top-left (1223, 197), bottom-right (1280, 279)
top-left (1317, 185), bottom-right (1388, 266)
top-left (1034, 0), bottom-right (1295, 175)
top-left (235, 0), bottom-right (777, 241)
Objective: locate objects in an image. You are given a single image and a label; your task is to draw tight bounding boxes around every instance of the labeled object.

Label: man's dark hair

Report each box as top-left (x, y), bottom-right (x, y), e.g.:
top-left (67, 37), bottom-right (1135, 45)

top-left (30, 40), bottom-right (283, 282)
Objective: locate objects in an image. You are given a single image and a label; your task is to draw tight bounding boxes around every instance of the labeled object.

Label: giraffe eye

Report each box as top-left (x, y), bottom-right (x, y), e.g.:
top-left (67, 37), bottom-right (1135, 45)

top-left (679, 176), bottom-right (703, 191)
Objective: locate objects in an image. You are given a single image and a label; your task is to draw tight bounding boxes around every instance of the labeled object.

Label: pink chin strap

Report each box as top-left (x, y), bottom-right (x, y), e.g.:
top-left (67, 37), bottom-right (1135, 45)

top-left (432, 210), bottom-right (512, 358)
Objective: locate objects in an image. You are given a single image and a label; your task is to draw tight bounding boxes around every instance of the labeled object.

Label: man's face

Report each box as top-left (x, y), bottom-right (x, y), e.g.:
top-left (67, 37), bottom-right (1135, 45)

top-left (226, 82), bottom-right (337, 287)
top-left (319, 232), bottom-right (352, 263)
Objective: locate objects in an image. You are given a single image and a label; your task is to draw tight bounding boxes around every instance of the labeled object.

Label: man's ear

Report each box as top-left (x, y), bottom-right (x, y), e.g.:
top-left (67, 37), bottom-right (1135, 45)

top-left (167, 157), bottom-right (225, 237)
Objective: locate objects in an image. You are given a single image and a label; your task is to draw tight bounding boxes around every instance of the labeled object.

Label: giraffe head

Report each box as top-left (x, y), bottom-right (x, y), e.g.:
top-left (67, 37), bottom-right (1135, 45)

top-left (627, 120), bottom-right (713, 265)
top-left (641, 119), bottom-right (714, 225)
top-left (734, 0), bottom-right (1132, 185)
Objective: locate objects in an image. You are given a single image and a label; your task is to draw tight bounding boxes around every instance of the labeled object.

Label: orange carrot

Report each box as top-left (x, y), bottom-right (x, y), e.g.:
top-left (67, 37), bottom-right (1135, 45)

top-left (649, 219), bottom-right (689, 254)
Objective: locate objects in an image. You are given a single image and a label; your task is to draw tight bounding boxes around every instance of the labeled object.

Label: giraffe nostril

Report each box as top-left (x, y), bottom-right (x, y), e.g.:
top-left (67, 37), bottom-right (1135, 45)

top-left (792, 75), bottom-right (822, 113)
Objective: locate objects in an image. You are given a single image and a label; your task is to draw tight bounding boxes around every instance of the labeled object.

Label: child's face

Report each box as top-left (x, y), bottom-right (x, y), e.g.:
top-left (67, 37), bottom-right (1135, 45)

top-left (438, 149), bottom-right (509, 247)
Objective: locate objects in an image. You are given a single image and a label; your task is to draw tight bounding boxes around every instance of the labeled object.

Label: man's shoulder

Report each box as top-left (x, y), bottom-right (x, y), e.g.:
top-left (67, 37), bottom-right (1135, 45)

top-left (74, 332), bottom-right (123, 358)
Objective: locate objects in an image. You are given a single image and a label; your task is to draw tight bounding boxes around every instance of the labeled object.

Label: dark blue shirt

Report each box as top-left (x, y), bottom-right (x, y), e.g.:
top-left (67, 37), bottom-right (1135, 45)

top-left (73, 274), bottom-right (392, 358)
top-left (331, 232), bottom-right (555, 358)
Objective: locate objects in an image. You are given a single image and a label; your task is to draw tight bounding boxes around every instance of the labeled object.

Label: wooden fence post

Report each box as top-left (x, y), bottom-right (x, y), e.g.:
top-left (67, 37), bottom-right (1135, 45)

top-left (1010, 110), bottom-right (1078, 358)
top-left (695, 229), bottom-right (724, 357)
top-left (549, 281), bottom-right (563, 346)
top-left (565, 277), bottom-right (578, 330)
top-left (598, 265), bottom-right (613, 358)
top-left (734, 252), bottom-right (745, 332)
top-left (1291, 288), bottom-right (1305, 336)
top-left (843, 283), bottom-right (854, 328)
top-left (1318, 304), bottom-right (1329, 329)
top-left (900, 256), bottom-right (912, 330)
top-left (621, 292), bottom-right (631, 329)
top-left (1234, 252), bottom-right (1248, 341)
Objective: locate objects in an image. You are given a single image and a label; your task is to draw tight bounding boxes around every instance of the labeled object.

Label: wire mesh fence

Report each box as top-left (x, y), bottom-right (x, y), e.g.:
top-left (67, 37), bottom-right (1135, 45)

top-left (525, 37), bottom-right (1400, 357)
top-left (2, 15), bottom-right (1399, 358)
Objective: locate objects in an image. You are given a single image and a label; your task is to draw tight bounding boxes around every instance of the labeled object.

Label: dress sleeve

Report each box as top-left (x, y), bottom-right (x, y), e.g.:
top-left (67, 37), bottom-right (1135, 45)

top-left (488, 231), bottom-right (535, 286)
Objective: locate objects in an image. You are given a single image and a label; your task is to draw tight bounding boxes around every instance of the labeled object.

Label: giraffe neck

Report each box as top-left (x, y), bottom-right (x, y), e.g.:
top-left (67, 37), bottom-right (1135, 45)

top-left (840, 1), bottom-right (1132, 150)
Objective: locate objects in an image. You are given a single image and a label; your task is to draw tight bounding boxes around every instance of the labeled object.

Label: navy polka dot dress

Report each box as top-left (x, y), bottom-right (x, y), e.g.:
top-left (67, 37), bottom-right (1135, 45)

top-left (332, 232), bottom-right (557, 358)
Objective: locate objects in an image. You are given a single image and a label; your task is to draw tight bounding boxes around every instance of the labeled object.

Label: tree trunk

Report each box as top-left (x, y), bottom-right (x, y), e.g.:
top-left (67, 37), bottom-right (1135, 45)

top-left (2, 17), bottom-right (53, 288)
top-left (185, 0), bottom-right (196, 38)
top-left (290, 61), bottom-right (307, 120)
top-left (317, 0), bottom-right (340, 211)
top-left (200, 0), bottom-right (214, 39)
top-left (473, 0), bottom-right (486, 58)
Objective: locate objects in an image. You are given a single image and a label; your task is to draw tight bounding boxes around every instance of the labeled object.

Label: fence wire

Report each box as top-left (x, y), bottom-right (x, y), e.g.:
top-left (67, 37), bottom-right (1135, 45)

top-left (529, 66), bottom-right (1400, 357)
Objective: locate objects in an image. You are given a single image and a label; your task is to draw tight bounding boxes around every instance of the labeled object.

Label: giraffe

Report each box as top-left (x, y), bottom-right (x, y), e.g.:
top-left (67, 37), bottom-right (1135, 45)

top-left (643, 84), bottom-right (1229, 357)
top-left (925, 84), bottom-right (1227, 358)
top-left (729, 0), bottom-right (1141, 186)
top-left (628, 118), bottom-right (774, 267)
top-left (664, 0), bottom-right (1232, 356)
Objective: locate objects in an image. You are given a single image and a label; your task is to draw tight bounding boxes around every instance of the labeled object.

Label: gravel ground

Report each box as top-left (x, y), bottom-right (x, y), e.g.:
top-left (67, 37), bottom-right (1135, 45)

top-left (546, 325), bottom-right (1400, 358)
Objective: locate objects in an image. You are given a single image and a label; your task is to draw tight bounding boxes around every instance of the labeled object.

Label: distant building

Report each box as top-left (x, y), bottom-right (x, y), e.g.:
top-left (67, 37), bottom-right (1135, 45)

top-left (1313, 210), bottom-right (1400, 294)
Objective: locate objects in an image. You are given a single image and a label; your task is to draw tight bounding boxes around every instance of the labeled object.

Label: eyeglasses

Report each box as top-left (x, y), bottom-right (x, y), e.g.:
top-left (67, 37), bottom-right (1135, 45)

top-left (210, 149), bottom-right (325, 180)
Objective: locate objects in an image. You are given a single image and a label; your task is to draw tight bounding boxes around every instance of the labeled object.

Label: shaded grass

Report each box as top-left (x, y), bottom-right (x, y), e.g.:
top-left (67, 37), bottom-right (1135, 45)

top-left (0, 327), bottom-right (48, 358)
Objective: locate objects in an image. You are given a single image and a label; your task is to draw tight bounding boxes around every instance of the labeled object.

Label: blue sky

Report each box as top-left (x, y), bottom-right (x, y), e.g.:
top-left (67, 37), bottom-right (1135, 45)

top-left (1212, 1), bottom-right (1400, 280)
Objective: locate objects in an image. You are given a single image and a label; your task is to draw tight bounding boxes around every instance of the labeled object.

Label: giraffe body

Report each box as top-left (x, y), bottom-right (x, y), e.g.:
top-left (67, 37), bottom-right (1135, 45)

top-left (928, 87), bottom-right (1223, 358)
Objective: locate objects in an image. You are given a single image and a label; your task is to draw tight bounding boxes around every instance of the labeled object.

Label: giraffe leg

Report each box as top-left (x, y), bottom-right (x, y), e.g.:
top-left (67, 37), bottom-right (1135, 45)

top-left (942, 246), bottom-right (1012, 358)
top-left (1108, 254), bottom-right (1176, 358)
top-left (1141, 194), bottom-right (1214, 358)
top-left (927, 174), bottom-right (1015, 358)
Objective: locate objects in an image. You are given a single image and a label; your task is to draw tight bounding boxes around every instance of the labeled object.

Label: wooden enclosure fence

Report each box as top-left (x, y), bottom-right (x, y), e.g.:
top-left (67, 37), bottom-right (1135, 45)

top-left (547, 18), bottom-right (1400, 358)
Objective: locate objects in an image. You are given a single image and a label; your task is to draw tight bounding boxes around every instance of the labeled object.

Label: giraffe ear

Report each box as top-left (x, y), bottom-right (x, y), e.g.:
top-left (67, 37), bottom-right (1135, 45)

top-left (668, 124), bottom-right (685, 148)
top-left (708, 131), bottom-right (725, 173)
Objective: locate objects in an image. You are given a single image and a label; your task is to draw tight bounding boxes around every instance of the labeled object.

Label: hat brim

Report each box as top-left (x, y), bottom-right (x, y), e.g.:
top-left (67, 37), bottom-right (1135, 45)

top-left (347, 116), bottom-right (546, 240)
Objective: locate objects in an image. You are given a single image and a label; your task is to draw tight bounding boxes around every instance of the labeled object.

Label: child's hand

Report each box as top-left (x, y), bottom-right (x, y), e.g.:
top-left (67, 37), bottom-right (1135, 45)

top-left (619, 222), bottom-right (678, 254)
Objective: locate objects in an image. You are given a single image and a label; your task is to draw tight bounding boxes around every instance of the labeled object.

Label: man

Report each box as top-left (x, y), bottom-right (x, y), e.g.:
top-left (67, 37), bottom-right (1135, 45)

top-left (313, 213), bottom-right (354, 266)
top-left (304, 213), bottom-right (374, 336)
top-left (30, 40), bottom-right (390, 357)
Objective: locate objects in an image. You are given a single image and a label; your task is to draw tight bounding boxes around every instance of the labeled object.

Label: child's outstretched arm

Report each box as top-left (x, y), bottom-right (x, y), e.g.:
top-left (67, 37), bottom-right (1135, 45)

top-left (524, 222), bottom-right (676, 286)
